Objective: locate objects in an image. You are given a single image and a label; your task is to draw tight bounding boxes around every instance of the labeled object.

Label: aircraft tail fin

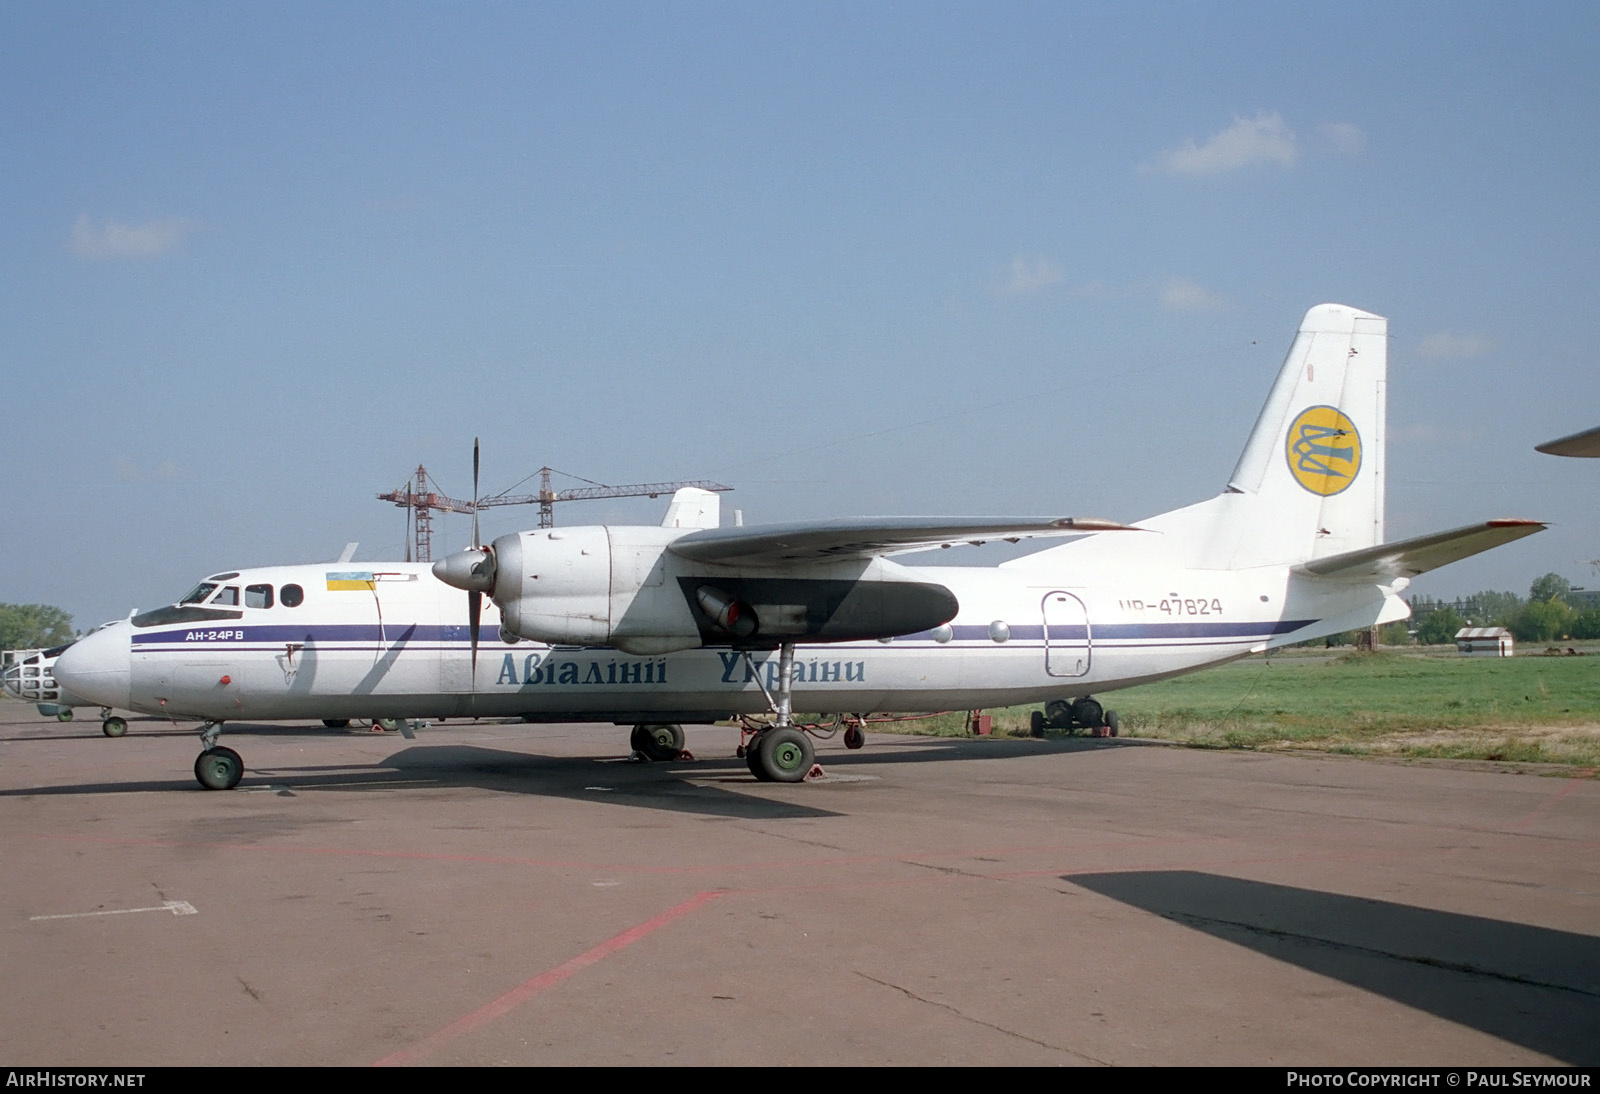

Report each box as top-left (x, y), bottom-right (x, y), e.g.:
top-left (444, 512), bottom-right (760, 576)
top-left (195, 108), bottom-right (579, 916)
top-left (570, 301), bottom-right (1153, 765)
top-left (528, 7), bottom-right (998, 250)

top-left (662, 487), bottom-right (721, 529)
top-left (1146, 303), bottom-right (1389, 569)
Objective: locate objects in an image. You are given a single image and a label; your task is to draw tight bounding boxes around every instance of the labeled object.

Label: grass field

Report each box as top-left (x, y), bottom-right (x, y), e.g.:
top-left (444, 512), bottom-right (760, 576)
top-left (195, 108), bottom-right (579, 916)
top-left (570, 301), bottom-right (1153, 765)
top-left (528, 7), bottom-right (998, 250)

top-left (868, 647), bottom-right (1600, 769)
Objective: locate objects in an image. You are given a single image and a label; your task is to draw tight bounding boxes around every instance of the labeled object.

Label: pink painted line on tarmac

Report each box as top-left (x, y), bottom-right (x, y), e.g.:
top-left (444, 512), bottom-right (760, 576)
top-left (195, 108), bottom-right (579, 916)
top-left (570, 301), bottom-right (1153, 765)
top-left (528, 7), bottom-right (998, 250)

top-left (1510, 769), bottom-right (1596, 829)
top-left (372, 889), bottom-right (723, 1067)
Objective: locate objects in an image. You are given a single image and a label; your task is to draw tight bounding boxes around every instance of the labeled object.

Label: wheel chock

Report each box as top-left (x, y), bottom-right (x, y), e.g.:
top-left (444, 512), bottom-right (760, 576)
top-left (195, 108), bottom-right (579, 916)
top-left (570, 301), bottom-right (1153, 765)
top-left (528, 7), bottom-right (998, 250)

top-left (675, 749), bottom-right (695, 761)
top-left (804, 763), bottom-right (826, 781)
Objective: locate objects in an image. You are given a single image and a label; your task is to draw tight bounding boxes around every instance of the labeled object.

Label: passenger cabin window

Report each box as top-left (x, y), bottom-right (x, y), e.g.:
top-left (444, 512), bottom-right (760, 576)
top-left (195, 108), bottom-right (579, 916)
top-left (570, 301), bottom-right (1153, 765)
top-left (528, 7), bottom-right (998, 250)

top-left (280, 584), bottom-right (305, 608)
top-left (246, 584), bottom-right (273, 609)
top-left (181, 583), bottom-right (218, 604)
top-left (212, 586), bottom-right (240, 606)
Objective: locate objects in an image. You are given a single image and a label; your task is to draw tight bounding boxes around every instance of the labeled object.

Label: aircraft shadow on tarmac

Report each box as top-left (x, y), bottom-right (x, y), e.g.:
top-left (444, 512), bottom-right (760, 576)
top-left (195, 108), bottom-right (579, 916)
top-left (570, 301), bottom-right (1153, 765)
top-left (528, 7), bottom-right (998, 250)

top-left (0, 740), bottom-right (841, 820)
top-left (1066, 870), bottom-right (1600, 1064)
top-left (0, 727), bottom-right (1135, 821)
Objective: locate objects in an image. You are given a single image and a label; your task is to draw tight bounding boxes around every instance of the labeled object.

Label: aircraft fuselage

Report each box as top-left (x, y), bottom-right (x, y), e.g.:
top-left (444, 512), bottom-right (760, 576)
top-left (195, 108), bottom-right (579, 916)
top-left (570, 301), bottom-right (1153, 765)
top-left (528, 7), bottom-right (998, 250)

top-left (57, 556), bottom-right (1352, 725)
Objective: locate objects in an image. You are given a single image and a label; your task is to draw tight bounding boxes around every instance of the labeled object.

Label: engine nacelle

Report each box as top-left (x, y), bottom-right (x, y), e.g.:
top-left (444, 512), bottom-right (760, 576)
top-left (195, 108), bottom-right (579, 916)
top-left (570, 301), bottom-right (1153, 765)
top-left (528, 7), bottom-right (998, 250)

top-left (492, 526), bottom-right (704, 654)
top-left (488, 525), bottom-right (961, 653)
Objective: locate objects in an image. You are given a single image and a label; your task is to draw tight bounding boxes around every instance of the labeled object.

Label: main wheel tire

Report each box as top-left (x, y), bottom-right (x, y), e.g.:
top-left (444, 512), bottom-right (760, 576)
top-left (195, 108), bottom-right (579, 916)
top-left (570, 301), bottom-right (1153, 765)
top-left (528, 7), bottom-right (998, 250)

top-left (1044, 699), bottom-right (1071, 728)
top-left (843, 725), bottom-right (866, 750)
top-left (102, 716), bottom-right (128, 738)
top-left (1030, 710), bottom-right (1046, 738)
top-left (1105, 710), bottom-right (1119, 737)
top-left (322, 719), bottom-right (350, 729)
top-left (194, 746), bottom-right (244, 791)
top-left (746, 732), bottom-right (768, 779)
top-left (634, 723), bottom-right (684, 762)
top-left (56, 709), bottom-right (73, 723)
top-left (376, 718), bottom-right (401, 732)
top-left (1070, 697), bottom-right (1104, 728)
top-left (754, 727), bottom-right (814, 784)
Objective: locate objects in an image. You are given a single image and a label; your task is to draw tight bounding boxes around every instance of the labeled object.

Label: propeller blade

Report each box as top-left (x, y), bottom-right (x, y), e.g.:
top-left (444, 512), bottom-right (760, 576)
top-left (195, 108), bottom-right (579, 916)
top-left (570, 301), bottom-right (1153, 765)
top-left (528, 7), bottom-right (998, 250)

top-left (471, 437), bottom-right (481, 549)
top-left (469, 589), bottom-right (482, 675)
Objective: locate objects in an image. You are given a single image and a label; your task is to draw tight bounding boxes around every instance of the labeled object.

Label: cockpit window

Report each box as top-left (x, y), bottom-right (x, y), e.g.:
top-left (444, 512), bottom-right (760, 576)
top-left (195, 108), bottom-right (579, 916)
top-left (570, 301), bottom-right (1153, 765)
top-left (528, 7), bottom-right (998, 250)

top-left (207, 572), bottom-right (240, 581)
top-left (133, 605), bottom-right (244, 628)
top-left (280, 584), bottom-right (305, 608)
top-left (211, 586), bottom-right (240, 606)
top-left (181, 583), bottom-right (218, 604)
top-left (245, 584), bottom-right (273, 609)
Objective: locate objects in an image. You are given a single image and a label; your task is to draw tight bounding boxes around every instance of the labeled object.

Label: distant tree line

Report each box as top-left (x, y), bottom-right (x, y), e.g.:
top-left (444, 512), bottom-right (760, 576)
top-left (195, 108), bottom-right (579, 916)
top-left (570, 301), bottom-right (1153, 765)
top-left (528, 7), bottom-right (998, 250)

top-left (1404, 572), bottom-right (1600, 645)
top-left (0, 603), bottom-right (75, 651)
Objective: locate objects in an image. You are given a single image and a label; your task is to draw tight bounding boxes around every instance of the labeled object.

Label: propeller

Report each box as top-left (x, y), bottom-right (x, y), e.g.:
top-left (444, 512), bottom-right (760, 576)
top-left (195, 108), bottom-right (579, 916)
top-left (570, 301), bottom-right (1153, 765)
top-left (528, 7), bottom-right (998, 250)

top-left (431, 438), bottom-right (497, 676)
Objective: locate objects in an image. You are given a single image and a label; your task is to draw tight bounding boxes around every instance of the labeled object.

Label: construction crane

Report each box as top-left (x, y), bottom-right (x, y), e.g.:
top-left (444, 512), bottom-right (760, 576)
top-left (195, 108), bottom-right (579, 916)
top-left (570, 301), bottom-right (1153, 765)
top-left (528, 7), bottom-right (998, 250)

top-left (378, 466), bottom-right (733, 562)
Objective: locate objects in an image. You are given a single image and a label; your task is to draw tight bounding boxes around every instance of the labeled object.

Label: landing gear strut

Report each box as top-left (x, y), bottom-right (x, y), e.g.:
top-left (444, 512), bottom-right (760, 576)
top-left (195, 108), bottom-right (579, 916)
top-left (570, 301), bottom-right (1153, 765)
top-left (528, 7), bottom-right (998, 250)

top-left (742, 643), bottom-right (817, 783)
top-left (193, 721), bottom-right (244, 790)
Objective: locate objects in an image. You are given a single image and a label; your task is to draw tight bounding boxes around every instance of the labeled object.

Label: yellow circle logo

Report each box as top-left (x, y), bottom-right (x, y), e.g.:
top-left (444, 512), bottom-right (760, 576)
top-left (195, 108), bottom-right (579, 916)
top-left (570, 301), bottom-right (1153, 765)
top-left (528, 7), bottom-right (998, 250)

top-left (1285, 406), bottom-right (1361, 496)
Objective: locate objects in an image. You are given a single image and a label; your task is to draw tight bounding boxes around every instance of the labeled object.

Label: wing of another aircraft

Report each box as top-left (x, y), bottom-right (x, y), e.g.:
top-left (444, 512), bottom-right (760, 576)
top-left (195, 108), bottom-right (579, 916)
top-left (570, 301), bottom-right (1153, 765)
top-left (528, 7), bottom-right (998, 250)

top-left (1536, 426), bottom-right (1600, 458)
top-left (665, 516), bottom-right (1133, 565)
top-left (1292, 519), bottom-right (1546, 581)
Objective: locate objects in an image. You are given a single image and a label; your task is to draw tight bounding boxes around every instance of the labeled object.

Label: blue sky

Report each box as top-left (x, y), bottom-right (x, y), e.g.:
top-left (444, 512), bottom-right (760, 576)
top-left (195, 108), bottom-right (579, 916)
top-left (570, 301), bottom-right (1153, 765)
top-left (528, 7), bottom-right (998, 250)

top-left (4, 2), bottom-right (1598, 629)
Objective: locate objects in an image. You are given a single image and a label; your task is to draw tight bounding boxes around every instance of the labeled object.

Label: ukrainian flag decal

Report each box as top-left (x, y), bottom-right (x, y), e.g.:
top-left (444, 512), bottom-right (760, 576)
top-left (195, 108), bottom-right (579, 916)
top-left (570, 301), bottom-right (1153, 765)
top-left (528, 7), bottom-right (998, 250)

top-left (326, 571), bottom-right (376, 591)
top-left (1285, 406), bottom-right (1361, 496)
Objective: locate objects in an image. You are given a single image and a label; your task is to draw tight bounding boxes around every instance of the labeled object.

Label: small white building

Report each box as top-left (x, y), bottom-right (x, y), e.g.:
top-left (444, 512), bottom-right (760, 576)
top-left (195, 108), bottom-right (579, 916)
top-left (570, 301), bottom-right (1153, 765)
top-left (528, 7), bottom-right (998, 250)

top-left (1455, 627), bottom-right (1514, 657)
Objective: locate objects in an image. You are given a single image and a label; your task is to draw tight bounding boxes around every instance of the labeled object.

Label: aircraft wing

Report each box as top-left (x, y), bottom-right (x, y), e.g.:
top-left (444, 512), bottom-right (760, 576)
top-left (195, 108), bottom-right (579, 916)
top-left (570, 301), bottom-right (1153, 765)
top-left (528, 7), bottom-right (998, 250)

top-left (1536, 426), bottom-right (1600, 458)
top-left (1292, 519), bottom-right (1546, 581)
top-left (667, 516), bottom-right (1132, 565)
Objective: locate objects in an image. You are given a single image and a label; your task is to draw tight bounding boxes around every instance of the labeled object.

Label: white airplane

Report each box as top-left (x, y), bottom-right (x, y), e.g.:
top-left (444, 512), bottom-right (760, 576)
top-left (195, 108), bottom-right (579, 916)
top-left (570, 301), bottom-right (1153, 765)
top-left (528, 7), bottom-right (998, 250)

top-left (53, 303), bottom-right (1544, 789)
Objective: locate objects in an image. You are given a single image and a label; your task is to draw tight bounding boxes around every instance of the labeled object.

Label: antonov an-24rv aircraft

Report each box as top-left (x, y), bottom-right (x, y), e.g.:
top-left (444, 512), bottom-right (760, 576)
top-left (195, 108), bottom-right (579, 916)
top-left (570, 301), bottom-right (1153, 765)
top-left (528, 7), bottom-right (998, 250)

top-left (53, 304), bottom-right (1543, 788)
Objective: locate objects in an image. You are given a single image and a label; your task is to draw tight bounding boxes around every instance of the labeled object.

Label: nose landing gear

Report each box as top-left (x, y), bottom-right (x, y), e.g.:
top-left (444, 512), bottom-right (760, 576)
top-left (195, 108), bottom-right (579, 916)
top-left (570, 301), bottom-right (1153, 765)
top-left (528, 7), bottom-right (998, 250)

top-left (193, 721), bottom-right (244, 790)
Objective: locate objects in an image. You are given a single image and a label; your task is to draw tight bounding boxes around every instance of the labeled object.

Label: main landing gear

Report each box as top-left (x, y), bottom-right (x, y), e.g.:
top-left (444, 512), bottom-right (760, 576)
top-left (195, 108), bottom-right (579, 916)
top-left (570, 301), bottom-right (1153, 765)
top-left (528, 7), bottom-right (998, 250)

top-left (194, 722), bottom-right (243, 790)
top-left (737, 642), bottom-right (822, 784)
top-left (1030, 696), bottom-right (1120, 738)
top-left (630, 722), bottom-right (687, 762)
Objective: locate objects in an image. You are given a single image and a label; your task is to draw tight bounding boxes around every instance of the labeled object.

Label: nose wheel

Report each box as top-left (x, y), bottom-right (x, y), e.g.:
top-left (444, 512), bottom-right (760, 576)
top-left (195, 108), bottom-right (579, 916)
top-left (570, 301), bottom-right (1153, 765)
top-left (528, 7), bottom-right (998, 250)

top-left (194, 746), bottom-right (244, 790)
top-left (192, 721), bottom-right (244, 790)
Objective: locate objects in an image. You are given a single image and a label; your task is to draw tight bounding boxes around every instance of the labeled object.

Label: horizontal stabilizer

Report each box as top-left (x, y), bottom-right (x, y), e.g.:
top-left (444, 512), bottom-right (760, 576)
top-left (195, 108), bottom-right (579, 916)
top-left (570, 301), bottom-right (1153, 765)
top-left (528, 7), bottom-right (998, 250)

top-left (1292, 519), bottom-right (1545, 581)
top-left (669, 516), bottom-right (1132, 565)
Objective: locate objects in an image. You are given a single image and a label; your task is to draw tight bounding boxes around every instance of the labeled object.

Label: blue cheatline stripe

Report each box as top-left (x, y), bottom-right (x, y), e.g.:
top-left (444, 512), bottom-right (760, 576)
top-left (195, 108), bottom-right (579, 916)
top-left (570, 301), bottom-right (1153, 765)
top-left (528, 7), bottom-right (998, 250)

top-left (927, 620), bottom-right (1313, 642)
top-left (130, 618), bottom-right (1317, 652)
top-left (132, 623), bottom-right (462, 646)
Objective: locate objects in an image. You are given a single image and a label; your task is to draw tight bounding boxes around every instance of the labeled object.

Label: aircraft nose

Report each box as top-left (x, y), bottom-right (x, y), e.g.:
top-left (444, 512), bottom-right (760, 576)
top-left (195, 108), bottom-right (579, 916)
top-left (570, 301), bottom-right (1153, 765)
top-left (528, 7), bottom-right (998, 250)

top-left (52, 622), bottom-right (132, 709)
